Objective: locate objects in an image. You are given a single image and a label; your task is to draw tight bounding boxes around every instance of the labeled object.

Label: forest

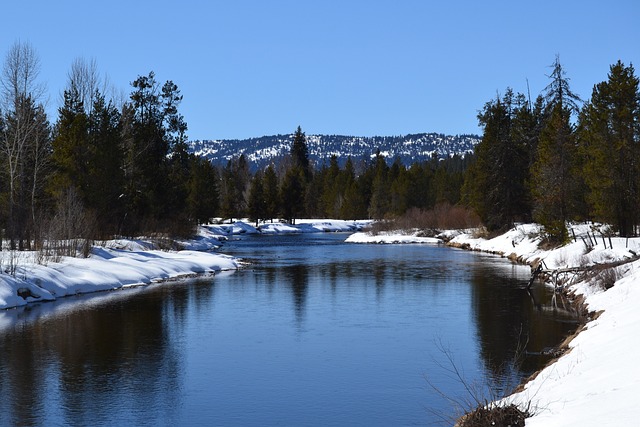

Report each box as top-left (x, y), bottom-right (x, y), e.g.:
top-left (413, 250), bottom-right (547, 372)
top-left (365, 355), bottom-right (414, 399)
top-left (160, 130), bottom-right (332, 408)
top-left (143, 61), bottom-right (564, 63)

top-left (1, 40), bottom-right (639, 258)
top-left (464, 56), bottom-right (640, 241)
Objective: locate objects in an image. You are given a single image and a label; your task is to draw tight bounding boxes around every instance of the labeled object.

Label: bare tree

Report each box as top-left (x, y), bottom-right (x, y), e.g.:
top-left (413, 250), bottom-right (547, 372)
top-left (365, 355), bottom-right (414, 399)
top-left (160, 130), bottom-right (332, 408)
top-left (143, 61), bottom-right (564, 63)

top-left (0, 41), bottom-right (45, 109)
top-left (0, 41), bottom-right (48, 249)
top-left (66, 57), bottom-right (111, 115)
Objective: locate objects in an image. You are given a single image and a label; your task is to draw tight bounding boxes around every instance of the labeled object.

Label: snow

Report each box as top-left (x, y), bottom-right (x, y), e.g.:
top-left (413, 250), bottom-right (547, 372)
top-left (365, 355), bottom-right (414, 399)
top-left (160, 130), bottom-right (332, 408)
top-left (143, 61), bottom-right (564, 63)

top-left (0, 219), bottom-right (367, 311)
top-left (205, 218), bottom-right (370, 235)
top-left (3, 220), bottom-right (639, 426)
top-left (346, 230), bottom-right (440, 244)
top-left (0, 227), bottom-right (239, 310)
top-left (349, 223), bottom-right (640, 425)
top-left (438, 224), bottom-right (640, 425)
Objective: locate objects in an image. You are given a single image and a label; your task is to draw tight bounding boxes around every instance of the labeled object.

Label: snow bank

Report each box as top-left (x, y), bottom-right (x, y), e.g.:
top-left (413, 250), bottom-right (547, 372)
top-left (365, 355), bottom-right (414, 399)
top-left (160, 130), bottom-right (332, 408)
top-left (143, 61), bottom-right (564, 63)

top-left (1, 220), bottom-right (367, 310)
top-left (448, 223), bottom-right (640, 426)
top-left (345, 230), bottom-right (440, 244)
top-left (507, 264), bottom-right (640, 426)
top-left (204, 219), bottom-right (369, 235)
top-left (261, 219), bottom-right (369, 234)
top-left (0, 232), bottom-right (239, 310)
top-left (448, 223), bottom-right (639, 268)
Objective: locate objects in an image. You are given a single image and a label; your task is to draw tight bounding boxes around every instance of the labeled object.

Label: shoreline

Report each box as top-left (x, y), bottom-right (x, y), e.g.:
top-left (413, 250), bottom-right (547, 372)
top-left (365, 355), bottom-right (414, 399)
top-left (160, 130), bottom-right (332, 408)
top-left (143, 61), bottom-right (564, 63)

top-left (443, 224), bottom-right (639, 426)
top-left (349, 223), bottom-right (640, 425)
top-left (1, 219), bottom-right (368, 311)
top-left (3, 221), bottom-right (637, 425)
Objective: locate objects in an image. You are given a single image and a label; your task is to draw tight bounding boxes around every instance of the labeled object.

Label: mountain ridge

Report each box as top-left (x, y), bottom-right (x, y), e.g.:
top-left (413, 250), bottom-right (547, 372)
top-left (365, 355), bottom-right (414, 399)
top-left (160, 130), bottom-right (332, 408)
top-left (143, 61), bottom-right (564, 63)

top-left (188, 132), bottom-right (480, 170)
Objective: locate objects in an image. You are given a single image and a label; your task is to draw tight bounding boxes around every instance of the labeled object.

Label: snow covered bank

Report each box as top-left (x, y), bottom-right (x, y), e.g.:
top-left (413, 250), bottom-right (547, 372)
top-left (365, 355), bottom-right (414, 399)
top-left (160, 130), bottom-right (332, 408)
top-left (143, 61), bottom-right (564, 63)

top-left (347, 223), bottom-right (640, 425)
top-left (448, 224), bottom-right (640, 426)
top-left (345, 230), bottom-right (440, 244)
top-left (204, 219), bottom-right (370, 235)
top-left (0, 220), bottom-right (368, 311)
top-left (0, 229), bottom-right (239, 310)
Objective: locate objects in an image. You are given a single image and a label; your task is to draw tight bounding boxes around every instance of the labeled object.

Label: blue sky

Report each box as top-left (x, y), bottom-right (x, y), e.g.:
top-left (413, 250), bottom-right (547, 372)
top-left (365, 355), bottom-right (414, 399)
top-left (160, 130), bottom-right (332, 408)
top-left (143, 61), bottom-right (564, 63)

top-left (2, 0), bottom-right (638, 140)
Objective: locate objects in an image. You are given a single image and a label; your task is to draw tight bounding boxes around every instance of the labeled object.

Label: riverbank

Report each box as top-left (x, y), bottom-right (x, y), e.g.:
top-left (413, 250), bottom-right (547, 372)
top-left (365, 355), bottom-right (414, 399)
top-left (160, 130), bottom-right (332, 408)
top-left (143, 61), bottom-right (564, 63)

top-left (0, 219), bottom-right (368, 310)
top-left (0, 226), bottom-right (239, 310)
top-left (452, 224), bottom-right (640, 426)
top-left (351, 223), bottom-right (640, 425)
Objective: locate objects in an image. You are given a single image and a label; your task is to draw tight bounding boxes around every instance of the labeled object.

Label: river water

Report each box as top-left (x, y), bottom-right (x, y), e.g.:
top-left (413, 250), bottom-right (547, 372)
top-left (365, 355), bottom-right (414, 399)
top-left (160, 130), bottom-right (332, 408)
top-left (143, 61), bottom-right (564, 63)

top-left (0, 233), bottom-right (577, 426)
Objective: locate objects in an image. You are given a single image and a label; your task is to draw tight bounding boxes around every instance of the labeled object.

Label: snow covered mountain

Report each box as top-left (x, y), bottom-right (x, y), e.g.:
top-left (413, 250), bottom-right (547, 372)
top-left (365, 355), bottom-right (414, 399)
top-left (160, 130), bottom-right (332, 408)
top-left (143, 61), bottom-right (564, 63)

top-left (188, 132), bottom-right (480, 170)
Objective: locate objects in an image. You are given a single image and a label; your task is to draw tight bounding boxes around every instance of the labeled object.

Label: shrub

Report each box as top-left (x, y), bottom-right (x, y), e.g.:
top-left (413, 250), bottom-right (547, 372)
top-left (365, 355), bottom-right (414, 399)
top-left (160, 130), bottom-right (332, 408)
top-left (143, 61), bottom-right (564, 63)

top-left (367, 203), bottom-right (481, 234)
top-left (456, 403), bottom-right (528, 426)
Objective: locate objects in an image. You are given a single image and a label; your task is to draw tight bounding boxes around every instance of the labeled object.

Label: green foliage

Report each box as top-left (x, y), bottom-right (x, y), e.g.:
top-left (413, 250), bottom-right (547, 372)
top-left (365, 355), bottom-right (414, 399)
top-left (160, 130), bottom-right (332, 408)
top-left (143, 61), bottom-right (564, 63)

top-left (86, 93), bottom-right (124, 235)
top-left (220, 156), bottom-right (249, 221)
top-left (579, 61), bottom-right (640, 236)
top-left (280, 167), bottom-right (306, 224)
top-left (8, 50), bottom-right (640, 249)
top-left (262, 164), bottom-right (279, 222)
top-left (247, 170), bottom-right (266, 226)
top-left (541, 219), bottom-right (569, 247)
top-left (463, 89), bottom-right (536, 231)
top-left (531, 103), bottom-right (577, 229)
top-left (291, 125), bottom-right (310, 173)
top-left (50, 87), bottom-right (90, 198)
top-left (530, 57), bottom-right (587, 240)
top-left (465, 57), bottom-right (640, 240)
top-left (187, 156), bottom-right (218, 225)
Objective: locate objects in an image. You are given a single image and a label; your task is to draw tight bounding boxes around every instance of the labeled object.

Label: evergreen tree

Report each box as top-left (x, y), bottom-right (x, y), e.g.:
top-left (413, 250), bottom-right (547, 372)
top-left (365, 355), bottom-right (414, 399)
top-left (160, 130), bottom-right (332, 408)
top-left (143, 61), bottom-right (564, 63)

top-left (338, 157), bottom-right (361, 219)
top-left (579, 61), bottom-right (640, 236)
top-left (248, 170), bottom-right (266, 226)
top-left (187, 157), bottom-right (218, 224)
top-left (390, 160), bottom-right (410, 215)
top-left (463, 89), bottom-right (534, 230)
top-left (121, 71), bottom-right (190, 234)
top-left (368, 151), bottom-right (390, 219)
top-left (50, 87), bottom-right (90, 199)
top-left (531, 57), bottom-right (582, 242)
top-left (406, 162), bottom-right (434, 210)
top-left (86, 92), bottom-right (124, 235)
top-left (263, 164), bottom-right (279, 222)
top-left (280, 167), bottom-right (306, 224)
top-left (531, 104), bottom-right (576, 241)
top-left (4, 96), bottom-right (51, 250)
top-left (291, 125), bottom-right (310, 174)
top-left (320, 155), bottom-right (341, 217)
top-left (124, 71), bottom-right (168, 229)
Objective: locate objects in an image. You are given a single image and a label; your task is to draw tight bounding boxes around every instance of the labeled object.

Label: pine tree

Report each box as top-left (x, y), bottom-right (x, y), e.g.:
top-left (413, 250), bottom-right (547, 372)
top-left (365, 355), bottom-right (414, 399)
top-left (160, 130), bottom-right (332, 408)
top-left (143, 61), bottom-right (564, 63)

top-left (122, 72), bottom-right (191, 234)
top-left (248, 170), bottom-right (266, 226)
top-left (390, 160), bottom-right (410, 215)
top-left (187, 157), bottom-right (218, 225)
top-left (263, 164), bottom-right (279, 222)
top-left (50, 87), bottom-right (90, 199)
top-left (463, 89), bottom-right (534, 231)
top-left (531, 104), bottom-right (576, 241)
top-left (320, 155), bottom-right (340, 217)
top-left (86, 92), bottom-right (124, 235)
top-left (281, 167), bottom-right (306, 224)
top-left (124, 72), bottom-right (168, 229)
top-left (291, 125), bottom-right (310, 173)
top-left (531, 57), bottom-right (582, 242)
top-left (368, 151), bottom-right (390, 219)
top-left (579, 61), bottom-right (640, 236)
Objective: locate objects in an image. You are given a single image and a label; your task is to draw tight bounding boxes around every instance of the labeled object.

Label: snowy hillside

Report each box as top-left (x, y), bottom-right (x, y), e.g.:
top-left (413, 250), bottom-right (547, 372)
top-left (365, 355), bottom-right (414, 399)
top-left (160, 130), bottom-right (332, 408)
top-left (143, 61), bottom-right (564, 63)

top-left (188, 133), bottom-right (480, 170)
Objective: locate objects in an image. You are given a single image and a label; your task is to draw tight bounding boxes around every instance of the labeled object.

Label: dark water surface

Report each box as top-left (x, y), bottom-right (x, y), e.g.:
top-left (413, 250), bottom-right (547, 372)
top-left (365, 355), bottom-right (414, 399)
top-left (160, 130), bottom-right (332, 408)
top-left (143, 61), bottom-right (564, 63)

top-left (0, 233), bottom-right (577, 426)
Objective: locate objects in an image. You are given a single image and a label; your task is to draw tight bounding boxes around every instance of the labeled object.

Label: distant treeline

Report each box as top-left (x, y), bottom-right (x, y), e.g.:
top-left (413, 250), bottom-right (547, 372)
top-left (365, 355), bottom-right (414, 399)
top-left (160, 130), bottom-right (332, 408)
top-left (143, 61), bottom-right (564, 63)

top-left (220, 126), bottom-right (473, 225)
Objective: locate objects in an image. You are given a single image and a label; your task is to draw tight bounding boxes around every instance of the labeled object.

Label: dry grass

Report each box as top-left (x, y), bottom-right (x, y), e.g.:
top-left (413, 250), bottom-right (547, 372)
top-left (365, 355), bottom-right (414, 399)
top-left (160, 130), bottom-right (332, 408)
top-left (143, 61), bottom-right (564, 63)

top-left (456, 403), bottom-right (529, 427)
top-left (368, 203), bottom-right (481, 235)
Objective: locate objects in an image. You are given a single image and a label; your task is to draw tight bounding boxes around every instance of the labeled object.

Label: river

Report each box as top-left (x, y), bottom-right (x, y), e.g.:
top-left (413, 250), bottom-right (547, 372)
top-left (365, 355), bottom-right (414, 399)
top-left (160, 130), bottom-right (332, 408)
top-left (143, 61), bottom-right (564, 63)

top-left (0, 233), bottom-right (577, 426)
